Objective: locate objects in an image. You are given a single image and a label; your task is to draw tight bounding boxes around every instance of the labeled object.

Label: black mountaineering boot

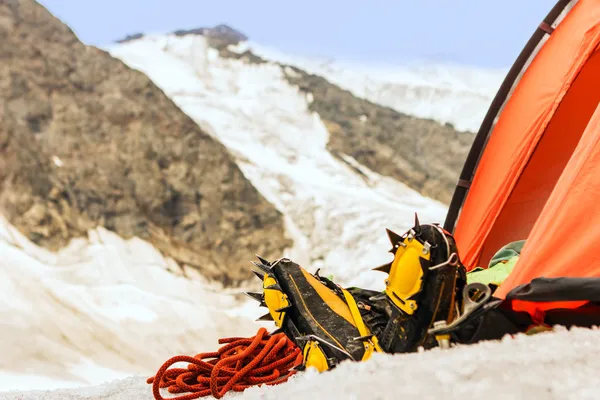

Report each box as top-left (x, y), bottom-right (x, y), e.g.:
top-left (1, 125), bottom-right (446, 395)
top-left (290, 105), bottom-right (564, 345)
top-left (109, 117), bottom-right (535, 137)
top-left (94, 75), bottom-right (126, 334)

top-left (245, 257), bottom-right (384, 372)
top-left (243, 214), bottom-right (492, 370)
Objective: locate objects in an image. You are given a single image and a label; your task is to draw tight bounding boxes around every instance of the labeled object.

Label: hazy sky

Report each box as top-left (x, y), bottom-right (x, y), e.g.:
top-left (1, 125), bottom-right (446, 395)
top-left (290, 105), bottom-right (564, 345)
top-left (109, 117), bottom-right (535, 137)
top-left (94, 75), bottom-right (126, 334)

top-left (39, 0), bottom-right (555, 68)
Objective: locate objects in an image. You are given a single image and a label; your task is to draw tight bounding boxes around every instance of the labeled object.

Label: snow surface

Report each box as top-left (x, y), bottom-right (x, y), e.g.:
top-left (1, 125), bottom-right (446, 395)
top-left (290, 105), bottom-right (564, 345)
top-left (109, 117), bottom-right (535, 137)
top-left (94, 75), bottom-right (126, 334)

top-left (231, 41), bottom-right (507, 133)
top-left (0, 216), bottom-right (264, 391)
top-left (106, 34), bottom-right (448, 290)
top-left (3, 326), bottom-right (600, 400)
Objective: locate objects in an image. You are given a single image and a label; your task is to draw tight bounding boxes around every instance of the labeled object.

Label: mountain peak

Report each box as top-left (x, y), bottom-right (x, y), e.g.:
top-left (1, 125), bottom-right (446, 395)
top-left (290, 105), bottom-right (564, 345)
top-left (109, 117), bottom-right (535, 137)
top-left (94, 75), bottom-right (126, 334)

top-left (115, 24), bottom-right (248, 48)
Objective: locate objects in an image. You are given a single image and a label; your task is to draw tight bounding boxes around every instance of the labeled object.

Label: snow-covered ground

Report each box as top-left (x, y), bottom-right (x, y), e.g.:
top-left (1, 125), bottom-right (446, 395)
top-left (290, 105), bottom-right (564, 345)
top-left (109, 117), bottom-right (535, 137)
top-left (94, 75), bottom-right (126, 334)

top-left (233, 41), bottom-right (506, 132)
top-left (106, 34), bottom-right (448, 289)
top-left (3, 326), bottom-right (600, 400)
top-left (0, 216), bottom-right (264, 391)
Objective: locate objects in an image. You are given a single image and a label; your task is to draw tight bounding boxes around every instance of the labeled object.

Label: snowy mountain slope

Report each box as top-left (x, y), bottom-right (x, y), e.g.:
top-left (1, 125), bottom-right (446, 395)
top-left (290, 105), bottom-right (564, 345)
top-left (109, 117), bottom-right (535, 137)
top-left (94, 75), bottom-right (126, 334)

top-left (0, 32), bottom-right (453, 392)
top-left (106, 34), bottom-right (448, 289)
top-left (0, 216), bottom-right (263, 391)
top-left (234, 41), bottom-right (507, 133)
top-left (3, 326), bottom-right (600, 400)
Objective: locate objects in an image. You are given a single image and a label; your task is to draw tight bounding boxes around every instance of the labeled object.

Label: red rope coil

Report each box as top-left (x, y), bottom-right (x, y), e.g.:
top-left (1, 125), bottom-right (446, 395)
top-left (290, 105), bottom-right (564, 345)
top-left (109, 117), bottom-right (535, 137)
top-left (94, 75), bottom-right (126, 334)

top-left (147, 327), bottom-right (302, 399)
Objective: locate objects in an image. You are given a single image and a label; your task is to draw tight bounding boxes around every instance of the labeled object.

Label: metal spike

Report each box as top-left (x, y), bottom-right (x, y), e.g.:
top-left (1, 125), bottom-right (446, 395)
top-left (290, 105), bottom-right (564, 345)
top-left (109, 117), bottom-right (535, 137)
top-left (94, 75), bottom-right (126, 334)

top-left (270, 328), bottom-right (284, 335)
top-left (255, 254), bottom-right (271, 266)
top-left (244, 292), bottom-right (264, 303)
top-left (252, 270), bottom-right (265, 280)
top-left (251, 261), bottom-right (271, 274)
top-left (291, 364), bottom-right (306, 372)
top-left (353, 334), bottom-right (377, 342)
top-left (414, 212), bottom-right (422, 234)
top-left (373, 262), bottom-right (392, 274)
top-left (257, 313), bottom-right (274, 321)
top-left (385, 228), bottom-right (403, 246)
top-left (265, 283), bottom-right (283, 291)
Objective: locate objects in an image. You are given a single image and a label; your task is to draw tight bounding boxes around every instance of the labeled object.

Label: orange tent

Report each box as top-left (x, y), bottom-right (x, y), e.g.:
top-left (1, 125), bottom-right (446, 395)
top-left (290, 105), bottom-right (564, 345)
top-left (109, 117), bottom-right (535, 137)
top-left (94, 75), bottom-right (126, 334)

top-left (444, 0), bottom-right (600, 321)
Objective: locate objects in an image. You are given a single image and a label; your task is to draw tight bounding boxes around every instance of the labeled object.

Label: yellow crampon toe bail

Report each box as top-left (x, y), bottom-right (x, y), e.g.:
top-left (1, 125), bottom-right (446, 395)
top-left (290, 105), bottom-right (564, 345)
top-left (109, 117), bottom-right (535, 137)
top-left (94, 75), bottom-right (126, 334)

top-left (374, 216), bottom-right (468, 354)
top-left (262, 273), bottom-right (291, 327)
top-left (384, 228), bottom-right (430, 315)
top-left (245, 256), bottom-right (292, 328)
top-left (302, 340), bottom-right (330, 372)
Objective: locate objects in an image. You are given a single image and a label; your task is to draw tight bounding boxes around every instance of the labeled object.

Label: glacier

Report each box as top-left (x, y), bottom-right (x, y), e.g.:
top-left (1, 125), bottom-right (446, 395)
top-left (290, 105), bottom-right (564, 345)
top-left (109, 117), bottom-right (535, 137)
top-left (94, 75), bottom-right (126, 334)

top-left (105, 34), bottom-right (449, 289)
top-left (232, 41), bottom-right (506, 133)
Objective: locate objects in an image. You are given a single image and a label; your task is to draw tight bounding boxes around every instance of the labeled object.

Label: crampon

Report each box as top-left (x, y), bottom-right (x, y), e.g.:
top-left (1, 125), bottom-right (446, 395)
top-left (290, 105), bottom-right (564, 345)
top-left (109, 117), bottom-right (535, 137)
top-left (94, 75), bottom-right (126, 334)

top-left (244, 214), bottom-right (496, 370)
top-left (148, 214), bottom-right (501, 398)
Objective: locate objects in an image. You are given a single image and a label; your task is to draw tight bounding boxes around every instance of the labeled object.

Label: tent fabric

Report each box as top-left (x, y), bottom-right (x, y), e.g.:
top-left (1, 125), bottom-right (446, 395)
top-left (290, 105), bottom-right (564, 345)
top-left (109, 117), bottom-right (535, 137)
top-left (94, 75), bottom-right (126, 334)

top-left (476, 48), bottom-right (600, 270)
top-left (453, 0), bottom-right (600, 271)
top-left (494, 103), bottom-right (600, 312)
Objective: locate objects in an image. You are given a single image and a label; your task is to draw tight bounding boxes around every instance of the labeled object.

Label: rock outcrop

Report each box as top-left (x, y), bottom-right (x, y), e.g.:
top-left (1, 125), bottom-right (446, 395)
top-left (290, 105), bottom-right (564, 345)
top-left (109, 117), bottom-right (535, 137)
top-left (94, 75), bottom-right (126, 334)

top-left (282, 67), bottom-right (473, 204)
top-left (0, 0), bottom-right (291, 284)
top-left (216, 46), bottom-right (473, 204)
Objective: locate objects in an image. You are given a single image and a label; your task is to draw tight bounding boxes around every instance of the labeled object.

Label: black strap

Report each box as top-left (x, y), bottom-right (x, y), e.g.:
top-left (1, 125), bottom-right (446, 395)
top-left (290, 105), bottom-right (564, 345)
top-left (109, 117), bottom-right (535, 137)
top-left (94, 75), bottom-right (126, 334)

top-left (378, 308), bottom-right (404, 352)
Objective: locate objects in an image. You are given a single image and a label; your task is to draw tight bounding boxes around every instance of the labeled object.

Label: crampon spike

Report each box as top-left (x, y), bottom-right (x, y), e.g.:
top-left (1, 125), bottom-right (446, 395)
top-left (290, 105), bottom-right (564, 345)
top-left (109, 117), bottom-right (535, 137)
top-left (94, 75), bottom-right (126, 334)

top-left (255, 254), bottom-right (271, 266)
top-left (265, 283), bottom-right (283, 292)
top-left (252, 270), bottom-right (265, 280)
top-left (386, 228), bottom-right (403, 247)
top-left (244, 292), bottom-right (264, 303)
top-left (251, 261), bottom-right (271, 274)
top-left (291, 364), bottom-right (306, 372)
top-left (270, 327), bottom-right (284, 335)
top-left (414, 212), bottom-right (422, 233)
top-left (257, 313), bottom-right (274, 321)
top-left (373, 262), bottom-right (392, 274)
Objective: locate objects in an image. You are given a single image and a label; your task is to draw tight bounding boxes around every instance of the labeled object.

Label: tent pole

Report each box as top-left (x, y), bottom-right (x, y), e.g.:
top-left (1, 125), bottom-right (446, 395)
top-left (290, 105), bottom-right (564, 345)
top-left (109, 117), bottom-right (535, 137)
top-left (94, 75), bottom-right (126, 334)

top-left (443, 0), bottom-right (573, 233)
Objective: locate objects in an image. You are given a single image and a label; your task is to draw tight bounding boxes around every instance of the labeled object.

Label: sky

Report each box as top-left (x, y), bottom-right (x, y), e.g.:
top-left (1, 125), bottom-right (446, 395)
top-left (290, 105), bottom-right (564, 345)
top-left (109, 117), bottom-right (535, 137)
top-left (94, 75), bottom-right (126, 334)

top-left (39, 0), bottom-right (556, 68)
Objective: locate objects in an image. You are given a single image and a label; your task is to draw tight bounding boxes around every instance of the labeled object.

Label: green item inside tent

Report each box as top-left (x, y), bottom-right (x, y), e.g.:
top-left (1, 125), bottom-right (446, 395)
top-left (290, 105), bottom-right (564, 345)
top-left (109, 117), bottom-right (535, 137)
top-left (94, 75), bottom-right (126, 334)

top-left (467, 240), bottom-right (526, 286)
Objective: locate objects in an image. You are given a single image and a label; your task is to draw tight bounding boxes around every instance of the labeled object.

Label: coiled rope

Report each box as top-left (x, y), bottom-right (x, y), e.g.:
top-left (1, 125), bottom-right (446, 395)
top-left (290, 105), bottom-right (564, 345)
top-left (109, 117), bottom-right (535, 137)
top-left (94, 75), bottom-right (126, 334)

top-left (147, 327), bottom-right (302, 399)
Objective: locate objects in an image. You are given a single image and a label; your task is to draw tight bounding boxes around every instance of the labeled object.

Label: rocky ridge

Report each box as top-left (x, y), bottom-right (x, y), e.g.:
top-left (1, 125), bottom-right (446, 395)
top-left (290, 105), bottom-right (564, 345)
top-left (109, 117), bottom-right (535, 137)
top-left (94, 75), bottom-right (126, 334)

top-left (214, 37), bottom-right (474, 203)
top-left (0, 0), bottom-right (291, 285)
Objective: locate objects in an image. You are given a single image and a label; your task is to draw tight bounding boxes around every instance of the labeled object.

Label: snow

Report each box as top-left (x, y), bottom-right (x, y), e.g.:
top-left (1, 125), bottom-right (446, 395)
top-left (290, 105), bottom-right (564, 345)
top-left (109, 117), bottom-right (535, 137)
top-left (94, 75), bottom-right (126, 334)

top-left (106, 34), bottom-right (448, 290)
top-left (0, 216), bottom-right (263, 392)
top-left (3, 327), bottom-right (600, 399)
top-left (232, 41), bottom-right (507, 132)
